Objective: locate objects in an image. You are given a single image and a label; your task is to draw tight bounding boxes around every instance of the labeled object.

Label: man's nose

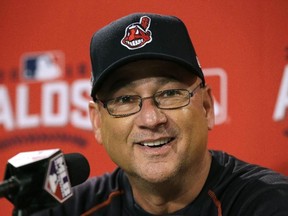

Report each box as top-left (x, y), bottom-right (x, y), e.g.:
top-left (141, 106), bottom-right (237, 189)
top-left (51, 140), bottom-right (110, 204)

top-left (135, 97), bottom-right (167, 129)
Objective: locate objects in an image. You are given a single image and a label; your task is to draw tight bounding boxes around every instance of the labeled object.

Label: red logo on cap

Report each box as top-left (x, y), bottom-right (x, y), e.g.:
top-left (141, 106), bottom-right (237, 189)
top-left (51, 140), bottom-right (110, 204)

top-left (121, 16), bottom-right (152, 50)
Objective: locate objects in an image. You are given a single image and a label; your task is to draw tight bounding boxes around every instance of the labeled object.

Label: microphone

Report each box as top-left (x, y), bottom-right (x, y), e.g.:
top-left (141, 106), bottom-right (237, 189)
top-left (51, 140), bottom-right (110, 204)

top-left (0, 149), bottom-right (90, 215)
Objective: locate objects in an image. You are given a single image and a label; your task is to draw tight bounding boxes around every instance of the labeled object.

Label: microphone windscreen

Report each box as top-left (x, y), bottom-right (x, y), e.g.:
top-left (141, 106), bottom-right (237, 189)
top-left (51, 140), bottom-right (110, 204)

top-left (64, 153), bottom-right (90, 186)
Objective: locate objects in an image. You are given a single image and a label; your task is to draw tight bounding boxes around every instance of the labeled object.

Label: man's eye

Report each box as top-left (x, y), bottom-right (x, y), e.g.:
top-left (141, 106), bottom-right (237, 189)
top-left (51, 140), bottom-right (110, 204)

top-left (161, 89), bottom-right (182, 97)
top-left (114, 95), bottom-right (135, 104)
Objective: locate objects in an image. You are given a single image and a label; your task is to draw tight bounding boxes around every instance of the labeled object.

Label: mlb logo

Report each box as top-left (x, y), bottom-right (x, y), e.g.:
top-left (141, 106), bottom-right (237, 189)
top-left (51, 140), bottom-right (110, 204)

top-left (203, 68), bottom-right (228, 125)
top-left (44, 153), bottom-right (72, 202)
top-left (21, 51), bottom-right (65, 81)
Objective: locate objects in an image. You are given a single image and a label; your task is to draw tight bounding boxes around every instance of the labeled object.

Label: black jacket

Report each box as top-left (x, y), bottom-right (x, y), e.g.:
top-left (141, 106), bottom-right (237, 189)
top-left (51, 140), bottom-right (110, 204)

top-left (33, 151), bottom-right (288, 216)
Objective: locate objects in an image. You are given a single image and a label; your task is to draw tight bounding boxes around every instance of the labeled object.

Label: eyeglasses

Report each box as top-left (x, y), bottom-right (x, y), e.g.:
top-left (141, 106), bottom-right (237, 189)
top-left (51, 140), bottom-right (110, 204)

top-left (94, 82), bottom-right (204, 118)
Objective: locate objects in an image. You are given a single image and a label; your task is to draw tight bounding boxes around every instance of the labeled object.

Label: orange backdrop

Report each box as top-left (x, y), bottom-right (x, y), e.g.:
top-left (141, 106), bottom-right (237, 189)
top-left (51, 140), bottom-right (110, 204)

top-left (1, 0), bottom-right (288, 214)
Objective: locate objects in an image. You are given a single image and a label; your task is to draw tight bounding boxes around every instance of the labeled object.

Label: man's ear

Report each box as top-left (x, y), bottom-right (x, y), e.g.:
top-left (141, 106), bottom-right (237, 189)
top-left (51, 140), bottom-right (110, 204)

top-left (89, 101), bottom-right (103, 144)
top-left (203, 85), bottom-right (215, 130)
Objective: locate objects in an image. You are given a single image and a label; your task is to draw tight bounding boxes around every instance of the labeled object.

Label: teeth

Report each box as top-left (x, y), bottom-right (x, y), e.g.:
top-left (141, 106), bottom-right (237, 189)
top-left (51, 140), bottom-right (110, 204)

top-left (127, 39), bottom-right (143, 47)
top-left (142, 138), bottom-right (171, 147)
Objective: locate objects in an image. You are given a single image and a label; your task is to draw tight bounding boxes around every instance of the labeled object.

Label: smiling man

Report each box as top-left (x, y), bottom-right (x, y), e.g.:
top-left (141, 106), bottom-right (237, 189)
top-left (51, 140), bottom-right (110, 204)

top-left (33, 13), bottom-right (288, 216)
top-left (90, 59), bottom-right (213, 214)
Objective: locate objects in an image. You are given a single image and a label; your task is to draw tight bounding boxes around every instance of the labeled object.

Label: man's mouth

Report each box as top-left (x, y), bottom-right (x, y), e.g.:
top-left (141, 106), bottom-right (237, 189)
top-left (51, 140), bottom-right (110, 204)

top-left (137, 138), bottom-right (174, 148)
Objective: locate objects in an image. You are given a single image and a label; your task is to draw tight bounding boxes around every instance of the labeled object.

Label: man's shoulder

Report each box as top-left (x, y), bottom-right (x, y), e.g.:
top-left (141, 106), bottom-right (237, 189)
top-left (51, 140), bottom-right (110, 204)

top-left (74, 167), bottom-right (125, 197)
top-left (210, 150), bottom-right (288, 185)
top-left (209, 150), bottom-right (288, 215)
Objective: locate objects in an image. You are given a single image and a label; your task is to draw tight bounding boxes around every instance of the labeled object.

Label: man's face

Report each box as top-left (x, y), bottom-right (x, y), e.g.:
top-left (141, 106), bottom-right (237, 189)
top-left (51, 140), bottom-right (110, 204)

top-left (89, 60), bottom-right (214, 184)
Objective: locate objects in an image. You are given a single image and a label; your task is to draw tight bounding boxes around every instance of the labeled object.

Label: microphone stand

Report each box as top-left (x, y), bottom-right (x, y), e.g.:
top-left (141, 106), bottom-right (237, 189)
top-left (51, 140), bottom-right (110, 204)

top-left (0, 176), bottom-right (40, 216)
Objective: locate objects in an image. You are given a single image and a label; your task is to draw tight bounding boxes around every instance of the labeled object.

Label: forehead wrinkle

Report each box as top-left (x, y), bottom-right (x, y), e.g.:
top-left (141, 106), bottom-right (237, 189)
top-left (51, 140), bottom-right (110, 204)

top-left (110, 76), bottom-right (178, 93)
top-left (97, 59), bottom-right (197, 98)
top-left (98, 72), bottom-right (195, 100)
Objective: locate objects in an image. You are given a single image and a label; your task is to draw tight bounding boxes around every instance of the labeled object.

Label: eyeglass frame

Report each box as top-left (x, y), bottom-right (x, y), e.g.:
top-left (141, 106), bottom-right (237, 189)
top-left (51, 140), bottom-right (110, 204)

top-left (93, 82), bottom-right (205, 118)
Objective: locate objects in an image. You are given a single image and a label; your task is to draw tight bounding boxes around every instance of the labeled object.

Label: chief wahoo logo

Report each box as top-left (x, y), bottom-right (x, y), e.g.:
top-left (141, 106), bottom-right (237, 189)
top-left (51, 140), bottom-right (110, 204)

top-left (121, 16), bottom-right (152, 50)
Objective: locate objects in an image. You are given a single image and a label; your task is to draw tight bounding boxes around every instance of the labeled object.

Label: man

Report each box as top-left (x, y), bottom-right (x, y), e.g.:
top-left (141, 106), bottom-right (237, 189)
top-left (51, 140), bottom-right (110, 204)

top-left (35, 13), bottom-right (288, 215)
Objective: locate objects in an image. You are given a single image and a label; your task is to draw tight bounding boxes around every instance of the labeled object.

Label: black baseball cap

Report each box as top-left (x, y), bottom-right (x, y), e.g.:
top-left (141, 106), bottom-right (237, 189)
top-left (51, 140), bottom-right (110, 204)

top-left (90, 12), bottom-right (205, 97)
